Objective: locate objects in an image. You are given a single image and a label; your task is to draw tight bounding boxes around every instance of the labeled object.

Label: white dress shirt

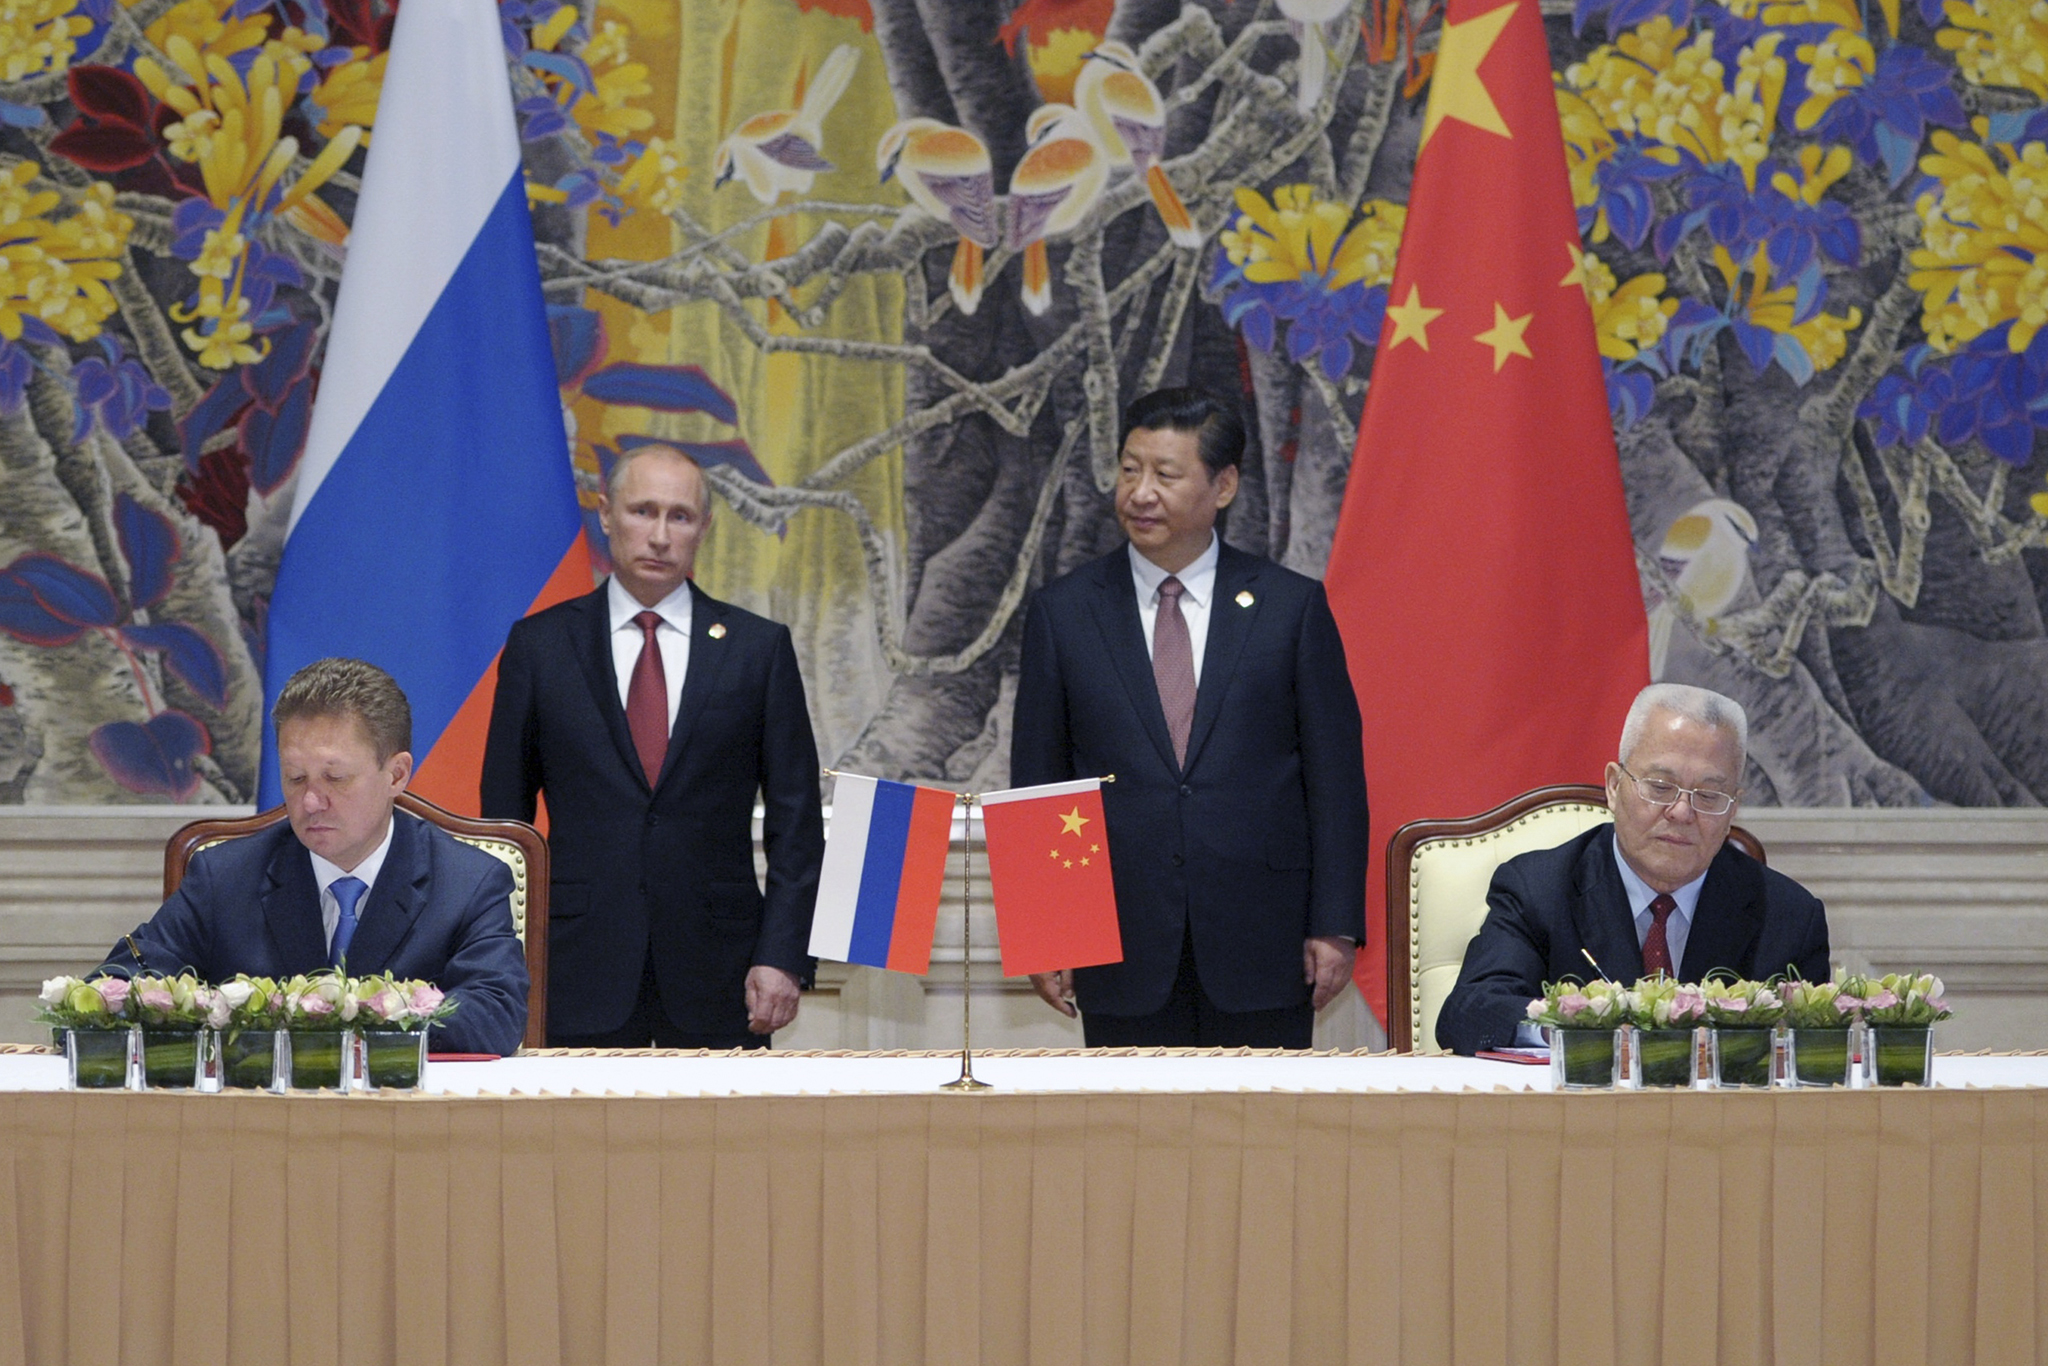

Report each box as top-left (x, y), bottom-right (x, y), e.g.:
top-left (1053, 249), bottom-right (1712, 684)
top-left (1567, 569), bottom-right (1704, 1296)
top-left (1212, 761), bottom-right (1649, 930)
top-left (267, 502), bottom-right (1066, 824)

top-left (608, 575), bottom-right (691, 729)
top-left (1613, 835), bottom-right (1706, 974)
top-left (1129, 532), bottom-right (1220, 682)
top-left (308, 815), bottom-right (395, 953)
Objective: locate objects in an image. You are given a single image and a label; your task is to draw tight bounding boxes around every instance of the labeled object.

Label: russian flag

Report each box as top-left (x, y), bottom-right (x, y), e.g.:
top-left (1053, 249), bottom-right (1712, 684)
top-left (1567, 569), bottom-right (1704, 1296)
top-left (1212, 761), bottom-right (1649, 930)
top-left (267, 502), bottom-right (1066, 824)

top-left (258, 0), bottom-right (588, 808)
top-left (810, 774), bottom-right (956, 973)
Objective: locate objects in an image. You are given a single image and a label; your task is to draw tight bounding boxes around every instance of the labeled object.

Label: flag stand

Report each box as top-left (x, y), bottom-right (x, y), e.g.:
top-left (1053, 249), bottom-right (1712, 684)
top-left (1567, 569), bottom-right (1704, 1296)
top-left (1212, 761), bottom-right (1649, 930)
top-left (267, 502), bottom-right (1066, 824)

top-left (939, 794), bottom-right (992, 1092)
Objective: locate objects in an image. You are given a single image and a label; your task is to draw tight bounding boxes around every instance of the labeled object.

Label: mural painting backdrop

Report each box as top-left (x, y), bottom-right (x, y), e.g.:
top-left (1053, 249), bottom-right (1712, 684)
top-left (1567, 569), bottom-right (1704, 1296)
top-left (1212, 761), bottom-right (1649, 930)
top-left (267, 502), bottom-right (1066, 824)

top-left (1, 0), bottom-right (2044, 806)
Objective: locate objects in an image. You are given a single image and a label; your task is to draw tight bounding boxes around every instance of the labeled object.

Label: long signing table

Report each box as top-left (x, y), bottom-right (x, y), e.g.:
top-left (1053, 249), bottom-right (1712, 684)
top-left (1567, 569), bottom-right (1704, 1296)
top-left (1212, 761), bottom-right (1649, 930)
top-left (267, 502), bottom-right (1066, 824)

top-left (0, 1049), bottom-right (2042, 1365)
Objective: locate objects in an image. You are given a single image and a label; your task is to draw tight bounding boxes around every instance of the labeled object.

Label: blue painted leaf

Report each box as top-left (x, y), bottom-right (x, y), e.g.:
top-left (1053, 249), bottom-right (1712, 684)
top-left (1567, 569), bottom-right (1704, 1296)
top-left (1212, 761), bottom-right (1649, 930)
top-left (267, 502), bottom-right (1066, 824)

top-left (0, 101), bottom-right (47, 128)
top-left (89, 711), bottom-right (210, 800)
top-left (0, 571), bottom-right (84, 645)
top-left (524, 50), bottom-right (595, 95)
top-left (177, 377), bottom-right (253, 471)
top-left (119, 622), bottom-right (228, 708)
top-left (1874, 122), bottom-right (1919, 188)
top-left (583, 363), bottom-right (740, 424)
top-left (243, 321), bottom-right (317, 405)
top-left (9, 553), bottom-right (118, 627)
top-left (548, 305), bottom-right (607, 386)
top-left (114, 492), bottom-right (179, 609)
top-left (1240, 305), bottom-right (1275, 353)
top-left (1774, 332), bottom-right (1817, 387)
top-left (242, 378), bottom-right (313, 495)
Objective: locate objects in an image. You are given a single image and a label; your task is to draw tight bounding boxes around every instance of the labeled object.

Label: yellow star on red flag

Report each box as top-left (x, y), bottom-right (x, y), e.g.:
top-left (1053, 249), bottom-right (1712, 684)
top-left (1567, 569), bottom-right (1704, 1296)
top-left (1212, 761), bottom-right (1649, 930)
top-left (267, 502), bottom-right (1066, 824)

top-left (1385, 285), bottom-right (1445, 351)
top-left (1475, 303), bottom-right (1534, 370)
top-left (1420, 1), bottom-right (1516, 150)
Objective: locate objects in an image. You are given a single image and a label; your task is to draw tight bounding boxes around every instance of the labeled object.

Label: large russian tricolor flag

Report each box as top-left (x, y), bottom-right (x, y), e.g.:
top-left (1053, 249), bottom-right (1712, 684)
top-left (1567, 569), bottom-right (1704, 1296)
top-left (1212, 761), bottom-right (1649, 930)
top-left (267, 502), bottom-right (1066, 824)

top-left (259, 0), bottom-right (587, 808)
top-left (810, 774), bottom-right (956, 973)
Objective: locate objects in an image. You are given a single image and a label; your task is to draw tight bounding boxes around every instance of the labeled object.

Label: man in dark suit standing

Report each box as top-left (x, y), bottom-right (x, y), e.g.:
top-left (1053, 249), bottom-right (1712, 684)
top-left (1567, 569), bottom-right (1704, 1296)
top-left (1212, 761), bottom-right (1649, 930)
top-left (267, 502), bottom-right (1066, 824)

top-left (1010, 388), bottom-right (1369, 1048)
top-left (482, 444), bottom-right (823, 1047)
top-left (1436, 683), bottom-right (1831, 1056)
top-left (101, 658), bottom-right (530, 1055)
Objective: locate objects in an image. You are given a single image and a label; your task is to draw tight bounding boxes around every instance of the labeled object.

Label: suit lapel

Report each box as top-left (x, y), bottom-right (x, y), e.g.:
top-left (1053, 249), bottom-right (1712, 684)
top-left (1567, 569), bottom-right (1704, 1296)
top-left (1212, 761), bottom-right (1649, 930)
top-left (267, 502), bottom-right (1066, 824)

top-left (1181, 546), bottom-right (1260, 776)
top-left (340, 812), bottom-right (424, 974)
top-left (1570, 827), bottom-right (1646, 982)
top-left (653, 583), bottom-right (732, 793)
top-left (572, 585), bottom-right (648, 791)
top-left (262, 832), bottom-right (329, 970)
top-left (1086, 552), bottom-right (1178, 776)
top-left (1679, 845), bottom-right (1767, 981)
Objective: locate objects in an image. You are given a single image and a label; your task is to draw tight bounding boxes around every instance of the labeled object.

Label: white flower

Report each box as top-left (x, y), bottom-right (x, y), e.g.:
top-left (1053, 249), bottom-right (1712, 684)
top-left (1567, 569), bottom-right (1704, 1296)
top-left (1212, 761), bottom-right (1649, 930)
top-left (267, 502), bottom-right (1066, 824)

top-left (219, 981), bottom-right (254, 1009)
top-left (39, 976), bottom-right (72, 1006)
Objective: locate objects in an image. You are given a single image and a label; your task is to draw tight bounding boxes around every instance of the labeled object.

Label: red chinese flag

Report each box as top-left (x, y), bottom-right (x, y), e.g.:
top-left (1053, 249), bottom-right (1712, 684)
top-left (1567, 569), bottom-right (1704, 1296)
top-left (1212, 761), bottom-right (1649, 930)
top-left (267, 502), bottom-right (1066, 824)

top-left (978, 778), bottom-right (1123, 976)
top-left (1322, 0), bottom-right (1649, 1028)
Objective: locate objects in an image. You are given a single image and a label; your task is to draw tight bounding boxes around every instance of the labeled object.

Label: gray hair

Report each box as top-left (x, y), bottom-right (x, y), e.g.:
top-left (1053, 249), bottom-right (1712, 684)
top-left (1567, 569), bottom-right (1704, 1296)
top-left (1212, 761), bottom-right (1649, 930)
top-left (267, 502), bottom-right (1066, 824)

top-left (603, 443), bottom-right (706, 497)
top-left (1618, 683), bottom-right (1748, 764)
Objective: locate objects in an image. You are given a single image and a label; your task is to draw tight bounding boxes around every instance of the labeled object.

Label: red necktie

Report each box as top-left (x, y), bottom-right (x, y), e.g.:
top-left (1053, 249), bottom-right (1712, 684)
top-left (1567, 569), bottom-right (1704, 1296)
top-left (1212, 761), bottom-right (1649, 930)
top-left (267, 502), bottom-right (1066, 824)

top-left (1642, 893), bottom-right (1677, 977)
top-left (626, 610), bottom-right (667, 785)
top-left (1153, 576), bottom-right (1196, 768)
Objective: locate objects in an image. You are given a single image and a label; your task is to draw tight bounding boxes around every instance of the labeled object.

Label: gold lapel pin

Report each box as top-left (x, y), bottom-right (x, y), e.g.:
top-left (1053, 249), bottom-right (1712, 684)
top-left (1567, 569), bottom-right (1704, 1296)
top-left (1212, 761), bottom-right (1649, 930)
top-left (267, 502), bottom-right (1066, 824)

top-left (708, 622), bottom-right (727, 640)
top-left (1235, 590), bottom-right (1255, 608)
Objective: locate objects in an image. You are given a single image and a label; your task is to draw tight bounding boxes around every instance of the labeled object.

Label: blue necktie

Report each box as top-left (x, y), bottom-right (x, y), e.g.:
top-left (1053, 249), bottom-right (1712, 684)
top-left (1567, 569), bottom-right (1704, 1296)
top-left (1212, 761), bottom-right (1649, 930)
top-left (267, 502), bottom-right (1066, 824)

top-left (329, 876), bottom-right (367, 966)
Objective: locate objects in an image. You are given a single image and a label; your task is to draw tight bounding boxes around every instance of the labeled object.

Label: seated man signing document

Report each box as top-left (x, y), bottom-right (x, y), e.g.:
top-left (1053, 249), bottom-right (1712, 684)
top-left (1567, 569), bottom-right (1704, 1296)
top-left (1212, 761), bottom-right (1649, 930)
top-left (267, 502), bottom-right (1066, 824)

top-left (99, 658), bottom-right (530, 1055)
top-left (1436, 683), bottom-right (1829, 1057)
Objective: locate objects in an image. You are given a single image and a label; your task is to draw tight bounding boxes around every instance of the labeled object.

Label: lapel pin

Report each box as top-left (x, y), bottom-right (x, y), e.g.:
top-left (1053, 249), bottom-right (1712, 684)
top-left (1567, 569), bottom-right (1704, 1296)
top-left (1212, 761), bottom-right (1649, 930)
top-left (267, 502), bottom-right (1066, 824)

top-left (708, 622), bottom-right (727, 640)
top-left (1235, 590), bottom-right (1255, 608)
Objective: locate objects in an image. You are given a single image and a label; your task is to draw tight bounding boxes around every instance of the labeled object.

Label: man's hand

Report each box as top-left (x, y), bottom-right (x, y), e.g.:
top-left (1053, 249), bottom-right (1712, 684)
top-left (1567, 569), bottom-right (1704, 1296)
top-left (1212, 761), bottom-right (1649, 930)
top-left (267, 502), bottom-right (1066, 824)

top-left (1029, 969), bottom-right (1077, 1017)
top-left (1303, 935), bottom-right (1355, 1011)
top-left (745, 965), bottom-right (801, 1035)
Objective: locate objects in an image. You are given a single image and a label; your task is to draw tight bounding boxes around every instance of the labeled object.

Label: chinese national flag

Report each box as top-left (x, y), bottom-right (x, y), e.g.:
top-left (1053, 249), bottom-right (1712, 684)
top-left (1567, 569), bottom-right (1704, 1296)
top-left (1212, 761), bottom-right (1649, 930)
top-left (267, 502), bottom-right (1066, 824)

top-left (978, 778), bottom-right (1123, 976)
top-left (1322, 0), bottom-right (1649, 1029)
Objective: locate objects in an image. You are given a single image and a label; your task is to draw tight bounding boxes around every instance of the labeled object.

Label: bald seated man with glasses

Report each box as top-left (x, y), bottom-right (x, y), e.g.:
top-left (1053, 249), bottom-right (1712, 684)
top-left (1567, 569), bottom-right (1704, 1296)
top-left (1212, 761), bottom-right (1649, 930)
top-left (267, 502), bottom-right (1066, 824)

top-left (1436, 683), bottom-right (1830, 1056)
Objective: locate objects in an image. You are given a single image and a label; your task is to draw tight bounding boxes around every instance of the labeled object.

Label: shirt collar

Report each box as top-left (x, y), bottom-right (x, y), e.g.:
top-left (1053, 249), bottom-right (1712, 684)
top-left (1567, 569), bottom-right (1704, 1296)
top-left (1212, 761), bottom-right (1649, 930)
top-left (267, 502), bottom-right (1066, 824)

top-left (608, 575), bottom-right (693, 635)
top-left (1128, 532), bottom-right (1220, 609)
top-left (1611, 830), bottom-right (1707, 924)
top-left (308, 809), bottom-right (396, 894)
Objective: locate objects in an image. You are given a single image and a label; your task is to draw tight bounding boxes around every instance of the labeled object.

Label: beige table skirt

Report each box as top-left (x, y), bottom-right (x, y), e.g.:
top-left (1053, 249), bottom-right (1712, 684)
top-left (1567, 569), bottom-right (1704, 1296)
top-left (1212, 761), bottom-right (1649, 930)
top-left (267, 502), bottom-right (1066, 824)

top-left (0, 1087), bottom-right (2040, 1365)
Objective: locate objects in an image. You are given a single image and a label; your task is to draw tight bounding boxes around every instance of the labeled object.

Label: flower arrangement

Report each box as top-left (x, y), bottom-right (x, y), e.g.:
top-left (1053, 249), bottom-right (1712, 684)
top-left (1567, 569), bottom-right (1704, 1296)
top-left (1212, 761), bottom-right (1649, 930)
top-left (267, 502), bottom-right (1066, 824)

top-left (1860, 972), bottom-right (1953, 1027)
top-left (278, 971), bottom-right (359, 1031)
top-left (219, 976), bottom-right (285, 1033)
top-left (36, 975), bottom-right (131, 1031)
top-left (1700, 978), bottom-right (1786, 1028)
top-left (1626, 976), bottom-right (1708, 1029)
top-left (351, 975), bottom-right (456, 1032)
top-left (1782, 976), bottom-right (1857, 1029)
top-left (1525, 977), bottom-right (1630, 1030)
top-left (127, 973), bottom-right (226, 1030)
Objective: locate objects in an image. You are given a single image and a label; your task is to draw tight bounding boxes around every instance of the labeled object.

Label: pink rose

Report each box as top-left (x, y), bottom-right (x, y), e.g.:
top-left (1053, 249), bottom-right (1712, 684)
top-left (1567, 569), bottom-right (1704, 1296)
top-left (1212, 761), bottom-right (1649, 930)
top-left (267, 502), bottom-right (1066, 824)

top-left (407, 983), bottom-right (444, 1013)
top-left (95, 977), bottom-right (130, 1012)
top-left (1866, 990), bottom-right (1898, 1012)
top-left (299, 994), bottom-right (334, 1018)
top-left (138, 988), bottom-right (174, 1014)
top-left (1558, 993), bottom-right (1591, 1020)
top-left (367, 989), bottom-right (406, 1022)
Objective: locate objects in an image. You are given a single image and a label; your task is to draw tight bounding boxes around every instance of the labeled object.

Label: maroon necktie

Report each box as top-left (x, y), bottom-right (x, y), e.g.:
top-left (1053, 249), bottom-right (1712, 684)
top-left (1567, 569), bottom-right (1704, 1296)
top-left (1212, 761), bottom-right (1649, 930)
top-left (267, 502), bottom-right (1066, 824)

top-left (626, 610), bottom-right (667, 785)
top-left (1153, 576), bottom-right (1196, 768)
top-left (1642, 893), bottom-right (1677, 977)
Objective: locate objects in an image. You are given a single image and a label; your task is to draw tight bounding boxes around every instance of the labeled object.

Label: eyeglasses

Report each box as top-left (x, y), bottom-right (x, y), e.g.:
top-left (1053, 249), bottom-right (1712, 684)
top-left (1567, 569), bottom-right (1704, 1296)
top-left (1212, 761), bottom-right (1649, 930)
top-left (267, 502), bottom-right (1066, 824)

top-left (1618, 764), bottom-right (1736, 816)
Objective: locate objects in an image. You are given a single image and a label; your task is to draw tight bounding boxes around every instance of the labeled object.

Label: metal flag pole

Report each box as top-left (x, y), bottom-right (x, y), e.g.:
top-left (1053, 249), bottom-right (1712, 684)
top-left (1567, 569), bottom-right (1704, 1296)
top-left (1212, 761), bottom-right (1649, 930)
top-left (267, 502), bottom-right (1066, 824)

top-left (940, 793), bottom-right (992, 1092)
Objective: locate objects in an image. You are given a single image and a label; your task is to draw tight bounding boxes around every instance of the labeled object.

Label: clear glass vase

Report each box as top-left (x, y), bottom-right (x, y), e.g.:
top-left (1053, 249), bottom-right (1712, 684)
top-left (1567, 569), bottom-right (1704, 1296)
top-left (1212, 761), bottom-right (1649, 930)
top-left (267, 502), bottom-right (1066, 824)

top-left (219, 1027), bottom-right (283, 1091)
top-left (1547, 1027), bottom-right (1618, 1089)
top-left (358, 1029), bottom-right (428, 1090)
top-left (1869, 1025), bottom-right (1934, 1087)
top-left (65, 1026), bottom-right (134, 1089)
top-left (1708, 1027), bottom-right (1773, 1088)
top-left (140, 1027), bottom-right (209, 1089)
top-left (1632, 1027), bottom-right (1699, 1088)
top-left (283, 1028), bottom-right (355, 1090)
top-left (1786, 1027), bottom-right (1853, 1087)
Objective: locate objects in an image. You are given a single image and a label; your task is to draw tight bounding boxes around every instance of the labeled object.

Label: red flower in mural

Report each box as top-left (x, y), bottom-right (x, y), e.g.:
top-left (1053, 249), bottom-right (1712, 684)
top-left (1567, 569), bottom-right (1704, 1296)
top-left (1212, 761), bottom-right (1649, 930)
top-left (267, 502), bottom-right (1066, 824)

top-left (999, 0), bottom-right (1113, 55)
top-left (793, 0), bottom-right (874, 31)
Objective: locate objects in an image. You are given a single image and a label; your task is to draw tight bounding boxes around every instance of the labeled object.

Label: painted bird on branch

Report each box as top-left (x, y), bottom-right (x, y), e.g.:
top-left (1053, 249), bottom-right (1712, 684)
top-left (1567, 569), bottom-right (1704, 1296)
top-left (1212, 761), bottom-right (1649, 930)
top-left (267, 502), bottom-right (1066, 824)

top-left (1073, 40), bottom-right (1202, 249)
top-left (713, 43), bottom-right (860, 204)
top-left (1007, 103), bottom-right (1109, 316)
top-left (1278, 0), bottom-right (1349, 113)
top-left (1648, 497), bottom-right (1760, 677)
top-left (877, 118), bottom-right (1000, 316)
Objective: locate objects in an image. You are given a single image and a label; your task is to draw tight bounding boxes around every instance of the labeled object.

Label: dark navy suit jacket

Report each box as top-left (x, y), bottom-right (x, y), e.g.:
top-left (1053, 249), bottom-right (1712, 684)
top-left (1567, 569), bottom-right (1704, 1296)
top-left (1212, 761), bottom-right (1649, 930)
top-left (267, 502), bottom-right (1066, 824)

top-left (99, 810), bottom-right (530, 1055)
top-left (1435, 823), bottom-right (1831, 1055)
top-left (1010, 543), bottom-right (1369, 1016)
top-left (480, 583), bottom-right (823, 1038)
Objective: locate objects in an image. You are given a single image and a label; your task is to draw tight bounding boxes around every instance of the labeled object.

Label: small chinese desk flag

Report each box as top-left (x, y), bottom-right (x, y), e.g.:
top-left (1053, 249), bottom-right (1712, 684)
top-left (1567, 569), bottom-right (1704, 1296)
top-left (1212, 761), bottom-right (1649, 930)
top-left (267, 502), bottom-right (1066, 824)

top-left (810, 774), bottom-right (955, 973)
top-left (978, 778), bottom-right (1122, 976)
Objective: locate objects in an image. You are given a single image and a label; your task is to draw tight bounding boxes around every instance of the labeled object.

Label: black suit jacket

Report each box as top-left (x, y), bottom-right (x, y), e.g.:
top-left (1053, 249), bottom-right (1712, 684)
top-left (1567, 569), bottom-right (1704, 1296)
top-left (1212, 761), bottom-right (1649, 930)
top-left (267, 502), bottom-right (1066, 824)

top-left (99, 811), bottom-right (529, 1054)
top-left (1435, 824), bottom-right (1831, 1055)
top-left (480, 582), bottom-right (823, 1037)
top-left (1010, 543), bottom-right (1369, 1015)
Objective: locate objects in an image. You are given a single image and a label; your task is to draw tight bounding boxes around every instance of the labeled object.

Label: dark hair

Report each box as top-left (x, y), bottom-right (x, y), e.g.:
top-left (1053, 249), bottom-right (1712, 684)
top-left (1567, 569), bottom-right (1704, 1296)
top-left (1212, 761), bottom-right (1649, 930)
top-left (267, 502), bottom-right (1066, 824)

top-left (272, 657), bottom-right (412, 761)
top-left (1120, 387), bottom-right (1246, 479)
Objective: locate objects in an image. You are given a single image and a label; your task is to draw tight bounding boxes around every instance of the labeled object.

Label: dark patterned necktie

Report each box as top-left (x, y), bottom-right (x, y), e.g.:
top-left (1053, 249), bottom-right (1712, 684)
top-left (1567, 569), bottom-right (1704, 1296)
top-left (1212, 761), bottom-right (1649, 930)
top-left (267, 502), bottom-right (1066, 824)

top-left (1642, 893), bottom-right (1677, 977)
top-left (1153, 576), bottom-right (1195, 768)
top-left (626, 610), bottom-right (668, 785)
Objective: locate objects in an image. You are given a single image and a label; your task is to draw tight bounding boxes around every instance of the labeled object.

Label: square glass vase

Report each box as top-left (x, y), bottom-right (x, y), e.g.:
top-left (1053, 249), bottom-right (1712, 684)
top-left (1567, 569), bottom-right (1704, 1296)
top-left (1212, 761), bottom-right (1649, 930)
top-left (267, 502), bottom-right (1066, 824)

top-left (140, 1027), bottom-right (211, 1089)
top-left (1707, 1027), bottom-right (1774, 1088)
top-left (358, 1029), bottom-right (429, 1091)
top-left (1869, 1025), bottom-right (1934, 1087)
top-left (1786, 1027), bottom-right (1854, 1087)
top-left (65, 1026), bottom-right (135, 1090)
top-left (1632, 1027), bottom-right (1699, 1088)
top-left (1547, 1027), bottom-right (1618, 1089)
top-left (219, 1027), bottom-right (283, 1091)
top-left (283, 1028), bottom-right (356, 1090)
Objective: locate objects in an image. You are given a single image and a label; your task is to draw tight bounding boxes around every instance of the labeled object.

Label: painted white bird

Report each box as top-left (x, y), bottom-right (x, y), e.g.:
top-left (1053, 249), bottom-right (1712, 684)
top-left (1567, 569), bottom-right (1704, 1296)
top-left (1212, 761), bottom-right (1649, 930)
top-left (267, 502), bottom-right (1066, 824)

top-left (713, 43), bottom-right (860, 204)
top-left (877, 118), bottom-right (1000, 316)
top-left (1278, 0), bottom-right (1350, 114)
top-left (1072, 41), bottom-right (1201, 248)
top-left (1006, 103), bottom-right (1108, 315)
top-left (1648, 498), bottom-right (1760, 677)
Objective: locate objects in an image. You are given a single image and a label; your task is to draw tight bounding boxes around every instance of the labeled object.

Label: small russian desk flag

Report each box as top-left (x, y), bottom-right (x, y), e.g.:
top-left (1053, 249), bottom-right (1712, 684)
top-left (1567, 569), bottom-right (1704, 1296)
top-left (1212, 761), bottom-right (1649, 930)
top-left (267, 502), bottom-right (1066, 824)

top-left (811, 774), bottom-right (956, 973)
